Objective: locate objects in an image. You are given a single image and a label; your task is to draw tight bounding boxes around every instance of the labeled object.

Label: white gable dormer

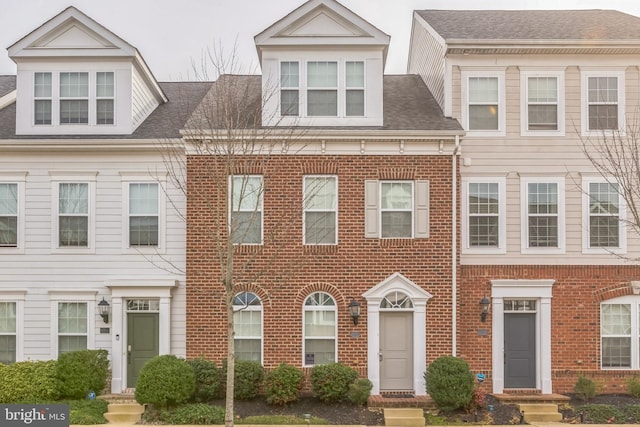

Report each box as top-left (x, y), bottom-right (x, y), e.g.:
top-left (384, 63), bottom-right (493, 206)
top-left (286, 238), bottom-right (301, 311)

top-left (255, 0), bottom-right (390, 127)
top-left (8, 7), bottom-right (167, 136)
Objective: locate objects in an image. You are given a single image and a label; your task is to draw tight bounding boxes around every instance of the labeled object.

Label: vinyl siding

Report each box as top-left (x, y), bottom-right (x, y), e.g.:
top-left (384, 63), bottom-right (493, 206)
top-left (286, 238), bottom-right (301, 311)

top-left (408, 14), bottom-right (446, 111)
top-left (132, 66), bottom-right (160, 129)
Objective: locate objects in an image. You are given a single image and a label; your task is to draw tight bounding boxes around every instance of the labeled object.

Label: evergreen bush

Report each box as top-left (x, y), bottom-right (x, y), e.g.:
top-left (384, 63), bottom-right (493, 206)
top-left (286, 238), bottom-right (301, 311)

top-left (160, 403), bottom-right (225, 425)
top-left (424, 356), bottom-right (474, 412)
top-left (264, 363), bottom-right (303, 405)
top-left (627, 374), bottom-right (640, 398)
top-left (220, 359), bottom-right (264, 400)
top-left (135, 355), bottom-right (195, 408)
top-left (347, 378), bottom-right (373, 406)
top-left (187, 358), bottom-right (223, 402)
top-left (310, 363), bottom-right (358, 402)
top-left (56, 349), bottom-right (109, 399)
top-left (574, 376), bottom-right (598, 401)
top-left (0, 360), bottom-right (59, 403)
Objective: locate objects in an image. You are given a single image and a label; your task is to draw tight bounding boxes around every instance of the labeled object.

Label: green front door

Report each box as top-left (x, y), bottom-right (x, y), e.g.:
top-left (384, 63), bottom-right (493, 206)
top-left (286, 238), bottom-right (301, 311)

top-left (127, 313), bottom-right (159, 388)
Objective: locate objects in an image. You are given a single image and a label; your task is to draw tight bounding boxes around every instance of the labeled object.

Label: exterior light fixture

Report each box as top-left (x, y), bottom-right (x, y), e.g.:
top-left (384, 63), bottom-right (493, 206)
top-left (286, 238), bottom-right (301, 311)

top-left (348, 299), bottom-right (361, 325)
top-left (98, 297), bottom-right (111, 324)
top-left (480, 296), bottom-right (490, 323)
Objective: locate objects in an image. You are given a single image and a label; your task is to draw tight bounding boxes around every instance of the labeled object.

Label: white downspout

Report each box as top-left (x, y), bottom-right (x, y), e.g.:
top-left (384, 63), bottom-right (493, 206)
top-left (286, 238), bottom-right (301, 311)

top-left (452, 135), bottom-right (460, 355)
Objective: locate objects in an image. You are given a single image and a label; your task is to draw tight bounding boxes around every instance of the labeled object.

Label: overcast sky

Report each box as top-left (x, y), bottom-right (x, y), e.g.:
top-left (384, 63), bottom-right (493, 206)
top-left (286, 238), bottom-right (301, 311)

top-left (2, 0), bottom-right (640, 81)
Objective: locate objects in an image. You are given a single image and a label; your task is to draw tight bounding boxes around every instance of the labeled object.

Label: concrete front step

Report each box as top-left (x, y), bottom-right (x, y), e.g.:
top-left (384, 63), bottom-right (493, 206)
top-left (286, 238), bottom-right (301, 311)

top-left (517, 403), bottom-right (563, 423)
top-left (383, 408), bottom-right (425, 427)
top-left (103, 403), bottom-right (145, 424)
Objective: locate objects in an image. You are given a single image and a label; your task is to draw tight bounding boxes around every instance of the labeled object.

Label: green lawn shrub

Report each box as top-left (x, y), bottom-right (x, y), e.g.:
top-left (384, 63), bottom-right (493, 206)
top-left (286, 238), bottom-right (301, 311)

top-left (56, 349), bottom-right (109, 399)
top-left (220, 359), bottom-right (264, 400)
top-left (68, 398), bottom-right (109, 425)
top-left (347, 378), bottom-right (373, 406)
top-left (577, 404), bottom-right (624, 424)
top-left (573, 376), bottom-right (598, 401)
top-left (264, 363), bottom-right (303, 405)
top-left (187, 358), bottom-right (223, 402)
top-left (135, 355), bottom-right (195, 408)
top-left (0, 360), bottom-right (59, 403)
top-left (424, 356), bottom-right (474, 412)
top-left (160, 403), bottom-right (225, 425)
top-left (310, 363), bottom-right (358, 403)
top-left (627, 374), bottom-right (640, 398)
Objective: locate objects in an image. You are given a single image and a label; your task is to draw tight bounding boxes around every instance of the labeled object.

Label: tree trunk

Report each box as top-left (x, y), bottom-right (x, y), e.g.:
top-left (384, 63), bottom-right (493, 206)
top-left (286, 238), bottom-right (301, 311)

top-left (224, 281), bottom-right (235, 427)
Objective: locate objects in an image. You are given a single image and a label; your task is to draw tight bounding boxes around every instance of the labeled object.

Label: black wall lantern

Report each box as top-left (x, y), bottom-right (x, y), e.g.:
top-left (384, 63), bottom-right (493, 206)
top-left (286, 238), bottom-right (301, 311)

top-left (98, 297), bottom-right (111, 324)
top-left (480, 296), bottom-right (490, 322)
top-left (348, 299), bottom-right (361, 325)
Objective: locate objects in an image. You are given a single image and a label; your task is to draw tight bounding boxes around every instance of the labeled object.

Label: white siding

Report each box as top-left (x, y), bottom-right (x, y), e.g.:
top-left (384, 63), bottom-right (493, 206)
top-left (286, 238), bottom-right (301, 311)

top-left (132, 66), bottom-right (160, 129)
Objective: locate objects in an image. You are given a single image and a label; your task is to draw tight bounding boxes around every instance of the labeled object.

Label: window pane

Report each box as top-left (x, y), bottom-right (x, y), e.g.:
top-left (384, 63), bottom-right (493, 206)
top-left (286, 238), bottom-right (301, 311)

top-left (0, 336), bottom-right (16, 364)
top-left (59, 336), bottom-right (87, 355)
top-left (381, 212), bottom-right (412, 238)
top-left (96, 72), bottom-right (114, 97)
top-left (469, 105), bottom-right (499, 130)
top-left (305, 212), bottom-right (336, 244)
top-left (590, 216), bottom-right (619, 247)
top-left (589, 183), bottom-right (619, 214)
top-left (602, 337), bottom-right (631, 368)
top-left (469, 77), bottom-right (498, 102)
top-left (469, 183), bottom-right (499, 214)
top-left (34, 100), bottom-right (52, 125)
top-left (346, 90), bottom-right (364, 116)
top-left (381, 183), bottom-right (412, 209)
top-left (589, 77), bottom-right (618, 103)
top-left (528, 77), bottom-right (557, 102)
top-left (469, 216), bottom-right (499, 246)
top-left (589, 105), bottom-right (618, 130)
top-left (304, 339), bottom-right (335, 365)
top-left (60, 72), bottom-right (88, 97)
top-left (305, 310), bottom-right (335, 336)
top-left (59, 217), bottom-right (88, 246)
top-left (233, 292), bottom-right (261, 307)
top-left (130, 183), bottom-right (158, 214)
top-left (0, 182), bottom-right (17, 245)
top-left (281, 90), bottom-right (299, 116)
top-left (34, 72), bottom-right (52, 97)
top-left (231, 212), bottom-right (262, 244)
top-left (60, 100), bottom-right (89, 124)
top-left (346, 62), bottom-right (364, 87)
top-left (97, 100), bottom-right (114, 124)
top-left (130, 217), bottom-right (159, 246)
top-left (234, 310), bottom-right (261, 337)
top-left (234, 339), bottom-right (261, 362)
top-left (58, 302), bottom-right (87, 334)
top-left (0, 302), bottom-right (16, 333)
top-left (602, 304), bottom-right (631, 335)
top-left (281, 62), bottom-right (299, 87)
top-left (308, 90), bottom-right (337, 116)
top-left (307, 62), bottom-right (337, 87)
top-left (305, 177), bottom-right (336, 210)
top-left (528, 105), bottom-right (558, 130)
top-left (232, 177), bottom-right (262, 211)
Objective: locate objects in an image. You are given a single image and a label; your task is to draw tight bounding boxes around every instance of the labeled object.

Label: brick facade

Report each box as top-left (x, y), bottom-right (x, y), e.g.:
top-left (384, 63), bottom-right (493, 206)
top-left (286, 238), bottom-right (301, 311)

top-left (186, 153), bottom-right (459, 385)
top-left (459, 265), bottom-right (640, 394)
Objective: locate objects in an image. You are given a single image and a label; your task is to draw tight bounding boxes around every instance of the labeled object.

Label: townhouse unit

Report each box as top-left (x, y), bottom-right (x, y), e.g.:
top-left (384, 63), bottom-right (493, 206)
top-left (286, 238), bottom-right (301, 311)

top-left (184, 0), bottom-right (463, 396)
top-left (409, 9), bottom-right (640, 394)
top-left (0, 7), bottom-right (211, 393)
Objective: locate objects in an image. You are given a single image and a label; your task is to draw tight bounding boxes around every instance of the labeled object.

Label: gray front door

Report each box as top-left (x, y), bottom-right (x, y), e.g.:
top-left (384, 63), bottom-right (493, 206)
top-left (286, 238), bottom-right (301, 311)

top-left (127, 313), bottom-right (159, 387)
top-left (504, 313), bottom-right (536, 388)
top-left (380, 312), bottom-right (413, 391)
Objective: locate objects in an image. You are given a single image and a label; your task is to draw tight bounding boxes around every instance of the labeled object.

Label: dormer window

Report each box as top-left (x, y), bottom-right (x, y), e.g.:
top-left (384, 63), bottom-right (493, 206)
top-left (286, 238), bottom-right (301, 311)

top-left (346, 61), bottom-right (364, 116)
top-left (280, 62), bottom-right (299, 116)
top-left (32, 71), bottom-right (115, 127)
top-left (308, 61), bottom-right (338, 116)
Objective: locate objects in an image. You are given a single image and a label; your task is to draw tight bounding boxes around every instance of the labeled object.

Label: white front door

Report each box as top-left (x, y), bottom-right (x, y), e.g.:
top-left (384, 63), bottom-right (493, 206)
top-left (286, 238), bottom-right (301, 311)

top-left (380, 311), bottom-right (413, 391)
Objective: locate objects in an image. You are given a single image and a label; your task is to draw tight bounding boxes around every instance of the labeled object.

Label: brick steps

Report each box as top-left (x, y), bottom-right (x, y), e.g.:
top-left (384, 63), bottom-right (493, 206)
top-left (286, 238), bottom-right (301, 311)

top-left (383, 408), bottom-right (425, 427)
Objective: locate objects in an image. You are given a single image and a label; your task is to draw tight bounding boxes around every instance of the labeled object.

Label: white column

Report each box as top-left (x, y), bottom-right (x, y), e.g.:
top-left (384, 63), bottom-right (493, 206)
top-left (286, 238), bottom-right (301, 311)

top-left (367, 300), bottom-right (380, 395)
top-left (492, 297), bottom-right (505, 394)
top-left (159, 296), bottom-right (171, 355)
top-left (414, 303), bottom-right (427, 396)
top-left (110, 297), bottom-right (124, 394)
top-left (540, 297), bottom-right (552, 394)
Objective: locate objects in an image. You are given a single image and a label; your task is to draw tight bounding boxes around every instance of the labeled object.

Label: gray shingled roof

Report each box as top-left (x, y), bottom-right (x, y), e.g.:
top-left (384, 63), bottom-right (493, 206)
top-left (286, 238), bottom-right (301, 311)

top-left (185, 74), bottom-right (461, 132)
top-left (0, 78), bottom-right (212, 140)
top-left (416, 10), bottom-right (640, 41)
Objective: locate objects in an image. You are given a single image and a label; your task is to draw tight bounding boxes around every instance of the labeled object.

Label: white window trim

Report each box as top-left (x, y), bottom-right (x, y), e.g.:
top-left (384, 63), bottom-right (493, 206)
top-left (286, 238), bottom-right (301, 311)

top-left (229, 175), bottom-right (264, 245)
top-left (601, 296), bottom-right (639, 370)
top-left (582, 176), bottom-right (627, 255)
top-left (33, 72), bottom-right (52, 126)
top-left (302, 292), bottom-right (337, 367)
top-left (303, 175), bottom-right (338, 245)
top-left (461, 69), bottom-right (506, 137)
top-left (0, 172), bottom-right (27, 254)
top-left (380, 180), bottom-right (415, 239)
top-left (50, 172), bottom-right (97, 253)
top-left (520, 176), bottom-right (565, 254)
top-left (280, 61), bottom-right (300, 117)
top-left (121, 174), bottom-right (166, 254)
top-left (49, 290), bottom-right (97, 358)
top-left (580, 69), bottom-right (626, 137)
top-left (233, 293), bottom-right (264, 365)
top-left (0, 290), bottom-right (26, 363)
top-left (462, 176), bottom-right (507, 254)
top-left (520, 70), bottom-right (565, 137)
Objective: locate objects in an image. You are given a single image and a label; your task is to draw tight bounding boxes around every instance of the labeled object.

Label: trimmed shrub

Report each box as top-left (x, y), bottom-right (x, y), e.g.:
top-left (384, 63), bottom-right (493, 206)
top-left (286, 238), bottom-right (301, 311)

top-left (56, 349), bottom-right (109, 399)
top-left (220, 359), bottom-right (264, 400)
top-left (310, 363), bottom-right (358, 403)
top-left (574, 376), bottom-right (597, 401)
top-left (0, 360), bottom-right (59, 403)
top-left (578, 404), bottom-right (624, 424)
top-left (624, 405), bottom-right (640, 422)
top-left (424, 356), bottom-right (474, 412)
top-left (627, 374), bottom-right (640, 398)
top-left (187, 358), bottom-right (223, 402)
top-left (68, 398), bottom-right (109, 425)
top-left (264, 363), bottom-right (303, 405)
top-left (347, 378), bottom-right (373, 406)
top-left (135, 355), bottom-right (195, 409)
top-left (160, 403), bottom-right (225, 425)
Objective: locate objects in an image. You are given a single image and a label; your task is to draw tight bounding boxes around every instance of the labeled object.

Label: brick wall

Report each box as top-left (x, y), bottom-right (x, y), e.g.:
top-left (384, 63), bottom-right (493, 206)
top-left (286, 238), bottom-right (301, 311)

top-left (186, 154), bottom-right (459, 376)
top-left (459, 265), bottom-right (640, 393)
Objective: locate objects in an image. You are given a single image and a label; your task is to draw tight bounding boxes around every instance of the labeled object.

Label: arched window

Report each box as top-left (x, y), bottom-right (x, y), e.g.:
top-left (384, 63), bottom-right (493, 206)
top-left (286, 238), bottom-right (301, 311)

top-left (233, 292), bottom-right (262, 363)
top-left (380, 291), bottom-right (413, 309)
top-left (303, 292), bottom-right (336, 366)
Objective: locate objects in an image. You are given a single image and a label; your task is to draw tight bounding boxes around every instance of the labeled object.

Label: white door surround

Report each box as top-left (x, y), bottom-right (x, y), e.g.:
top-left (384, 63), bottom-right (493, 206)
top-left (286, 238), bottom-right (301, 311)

top-left (363, 272), bottom-right (432, 396)
top-left (106, 279), bottom-right (177, 393)
top-left (490, 279), bottom-right (555, 394)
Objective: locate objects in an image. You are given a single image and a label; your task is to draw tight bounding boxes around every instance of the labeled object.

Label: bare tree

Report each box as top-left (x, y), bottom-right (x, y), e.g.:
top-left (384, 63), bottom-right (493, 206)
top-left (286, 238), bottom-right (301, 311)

top-left (157, 46), bottom-right (328, 427)
top-left (580, 108), bottom-right (640, 258)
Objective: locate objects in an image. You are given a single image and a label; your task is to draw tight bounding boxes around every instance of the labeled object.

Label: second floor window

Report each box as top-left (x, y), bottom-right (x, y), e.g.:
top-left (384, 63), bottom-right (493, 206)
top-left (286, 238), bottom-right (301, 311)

top-left (129, 183), bottom-right (159, 247)
top-left (587, 181), bottom-right (622, 249)
top-left (524, 181), bottom-right (560, 249)
top-left (381, 181), bottom-right (413, 238)
top-left (527, 76), bottom-right (558, 131)
top-left (468, 76), bottom-right (499, 131)
top-left (280, 62), bottom-right (299, 116)
top-left (307, 61), bottom-right (338, 116)
top-left (0, 183), bottom-right (18, 247)
top-left (346, 61), bottom-right (364, 116)
top-left (60, 72), bottom-right (89, 124)
top-left (58, 183), bottom-right (89, 247)
top-left (304, 176), bottom-right (337, 245)
top-left (96, 72), bottom-right (115, 124)
top-left (34, 72), bottom-right (52, 125)
top-left (588, 77), bottom-right (618, 131)
top-left (463, 178), bottom-right (505, 253)
top-left (230, 176), bottom-right (263, 245)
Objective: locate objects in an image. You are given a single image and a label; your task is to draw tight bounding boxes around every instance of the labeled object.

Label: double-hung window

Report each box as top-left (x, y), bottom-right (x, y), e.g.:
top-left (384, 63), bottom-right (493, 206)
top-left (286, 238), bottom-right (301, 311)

top-left (303, 292), bottom-right (336, 366)
top-left (233, 292), bottom-right (263, 363)
top-left (0, 301), bottom-right (17, 364)
top-left (463, 178), bottom-right (506, 253)
top-left (521, 71), bottom-right (564, 135)
top-left (34, 72), bottom-right (52, 125)
top-left (521, 178), bottom-right (565, 253)
top-left (307, 61), bottom-right (338, 116)
top-left (304, 176), bottom-right (337, 245)
top-left (60, 72), bottom-right (89, 124)
top-left (346, 61), bottom-right (364, 116)
top-left (230, 176), bottom-right (263, 245)
top-left (57, 302), bottom-right (88, 355)
top-left (582, 70), bottom-right (625, 134)
top-left (600, 297), bottom-right (640, 369)
top-left (96, 72), bottom-right (115, 124)
top-left (583, 178), bottom-right (625, 253)
top-left (58, 183), bottom-right (89, 247)
top-left (128, 183), bottom-right (159, 247)
top-left (280, 62), bottom-right (299, 116)
top-left (0, 183), bottom-right (18, 247)
top-left (462, 71), bottom-right (505, 135)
